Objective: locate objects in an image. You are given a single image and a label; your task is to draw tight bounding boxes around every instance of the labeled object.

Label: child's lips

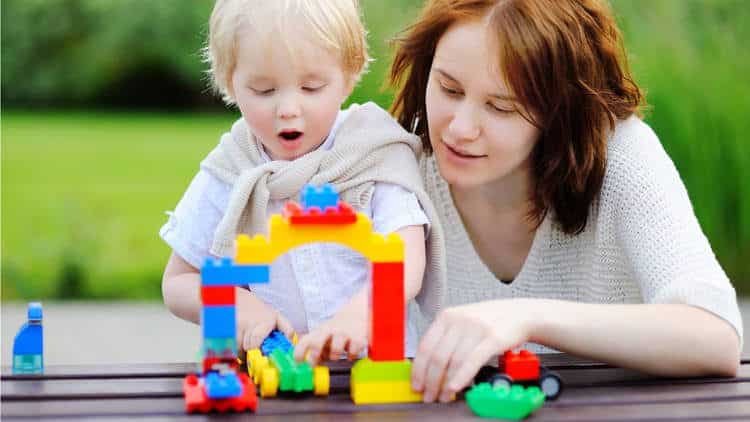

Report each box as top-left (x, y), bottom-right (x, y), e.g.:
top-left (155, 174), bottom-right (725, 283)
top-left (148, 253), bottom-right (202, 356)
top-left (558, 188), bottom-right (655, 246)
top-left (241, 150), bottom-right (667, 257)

top-left (278, 130), bottom-right (303, 141)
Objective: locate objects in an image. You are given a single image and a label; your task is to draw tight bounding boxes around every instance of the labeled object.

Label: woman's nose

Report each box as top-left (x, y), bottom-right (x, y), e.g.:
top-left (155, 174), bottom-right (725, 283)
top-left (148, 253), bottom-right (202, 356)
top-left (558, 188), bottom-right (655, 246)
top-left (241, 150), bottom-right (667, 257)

top-left (447, 103), bottom-right (480, 142)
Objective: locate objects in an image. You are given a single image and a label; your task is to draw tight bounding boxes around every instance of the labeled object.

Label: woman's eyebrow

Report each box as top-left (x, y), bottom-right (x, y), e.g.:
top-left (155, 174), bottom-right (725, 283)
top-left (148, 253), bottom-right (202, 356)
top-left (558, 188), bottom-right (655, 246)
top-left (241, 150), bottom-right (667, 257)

top-left (434, 68), bottom-right (459, 83)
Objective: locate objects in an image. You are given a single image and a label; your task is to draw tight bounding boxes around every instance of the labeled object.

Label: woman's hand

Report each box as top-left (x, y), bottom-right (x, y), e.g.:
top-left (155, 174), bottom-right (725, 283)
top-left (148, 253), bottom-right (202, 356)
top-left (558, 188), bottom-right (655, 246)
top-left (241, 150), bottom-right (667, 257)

top-left (411, 298), bottom-right (539, 403)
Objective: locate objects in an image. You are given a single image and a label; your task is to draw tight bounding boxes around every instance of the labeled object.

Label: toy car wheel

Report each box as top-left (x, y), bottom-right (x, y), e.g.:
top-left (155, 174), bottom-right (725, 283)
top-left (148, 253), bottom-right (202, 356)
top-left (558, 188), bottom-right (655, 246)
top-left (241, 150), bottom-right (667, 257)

top-left (253, 357), bottom-right (269, 385)
top-left (474, 365), bottom-right (498, 385)
top-left (313, 366), bottom-right (330, 396)
top-left (489, 374), bottom-right (513, 390)
top-left (260, 367), bottom-right (279, 398)
top-left (540, 372), bottom-right (562, 400)
top-left (246, 349), bottom-right (262, 376)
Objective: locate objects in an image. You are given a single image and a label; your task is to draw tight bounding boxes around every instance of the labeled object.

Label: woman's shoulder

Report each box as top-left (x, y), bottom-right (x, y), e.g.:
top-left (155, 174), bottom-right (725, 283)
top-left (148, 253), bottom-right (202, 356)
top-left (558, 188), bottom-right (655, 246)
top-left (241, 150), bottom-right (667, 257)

top-left (603, 115), bottom-right (682, 194)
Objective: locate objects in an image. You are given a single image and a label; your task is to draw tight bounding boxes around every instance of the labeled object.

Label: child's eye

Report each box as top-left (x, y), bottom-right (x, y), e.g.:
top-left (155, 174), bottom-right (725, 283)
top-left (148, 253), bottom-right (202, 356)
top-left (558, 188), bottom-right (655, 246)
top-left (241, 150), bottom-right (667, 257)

top-left (251, 87), bottom-right (275, 95)
top-left (302, 84), bottom-right (326, 92)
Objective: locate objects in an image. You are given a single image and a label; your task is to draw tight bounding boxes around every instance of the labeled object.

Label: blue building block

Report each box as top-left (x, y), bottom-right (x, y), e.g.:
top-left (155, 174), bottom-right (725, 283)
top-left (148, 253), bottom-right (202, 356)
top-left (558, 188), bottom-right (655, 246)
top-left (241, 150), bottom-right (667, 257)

top-left (301, 184), bottom-right (339, 211)
top-left (201, 257), bottom-right (269, 286)
top-left (260, 330), bottom-right (293, 356)
top-left (13, 302), bottom-right (44, 374)
top-left (202, 306), bottom-right (236, 338)
top-left (204, 371), bottom-right (243, 399)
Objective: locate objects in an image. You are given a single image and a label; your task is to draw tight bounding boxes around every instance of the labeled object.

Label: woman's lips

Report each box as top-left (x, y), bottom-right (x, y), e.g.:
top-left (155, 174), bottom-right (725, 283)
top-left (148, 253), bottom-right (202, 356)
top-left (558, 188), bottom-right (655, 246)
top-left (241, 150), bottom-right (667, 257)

top-left (442, 140), bottom-right (486, 159)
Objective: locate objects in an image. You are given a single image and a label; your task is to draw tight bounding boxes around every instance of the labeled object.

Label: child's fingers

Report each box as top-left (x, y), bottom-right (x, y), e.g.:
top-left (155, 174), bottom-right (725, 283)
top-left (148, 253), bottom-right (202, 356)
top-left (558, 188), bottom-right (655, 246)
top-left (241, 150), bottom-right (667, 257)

top-left (347, 337), bottom-right (365, 360)
top-left (329, 333), bottom-right (347, 360)
top-left (248, 322), bottom-right (273, 350)
top-left (276, 315), bottom-right (295, 339)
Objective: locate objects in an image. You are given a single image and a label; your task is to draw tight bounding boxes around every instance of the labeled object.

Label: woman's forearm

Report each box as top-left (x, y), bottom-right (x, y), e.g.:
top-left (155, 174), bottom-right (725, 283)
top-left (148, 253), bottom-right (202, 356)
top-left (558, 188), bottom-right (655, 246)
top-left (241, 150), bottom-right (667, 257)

top-left (529, 299), bottom-right (741, 377)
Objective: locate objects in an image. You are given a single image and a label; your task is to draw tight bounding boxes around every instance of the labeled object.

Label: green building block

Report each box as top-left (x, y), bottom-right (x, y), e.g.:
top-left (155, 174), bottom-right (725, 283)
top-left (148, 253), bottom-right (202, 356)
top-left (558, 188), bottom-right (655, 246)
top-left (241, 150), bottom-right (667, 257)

top-left (466, 383), bottom-right (545, 420)
top-left (350, 358), bottom-right (412, 382)
top-left (270, 348), bottom-right (313, 393)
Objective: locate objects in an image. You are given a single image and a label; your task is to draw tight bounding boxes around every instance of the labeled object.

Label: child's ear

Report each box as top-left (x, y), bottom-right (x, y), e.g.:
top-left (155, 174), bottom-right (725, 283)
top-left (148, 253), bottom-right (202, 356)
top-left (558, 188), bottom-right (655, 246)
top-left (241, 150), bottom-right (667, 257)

top-left (343, 74), bottom-right (357, 98)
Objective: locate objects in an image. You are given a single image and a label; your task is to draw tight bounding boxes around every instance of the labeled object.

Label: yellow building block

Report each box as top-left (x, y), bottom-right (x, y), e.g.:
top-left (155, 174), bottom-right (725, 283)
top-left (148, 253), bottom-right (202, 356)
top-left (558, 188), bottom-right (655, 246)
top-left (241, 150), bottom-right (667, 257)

top-left (234, 213), bottom-right (404, 264)
top-left (351, 380), bottom-right (423, 404)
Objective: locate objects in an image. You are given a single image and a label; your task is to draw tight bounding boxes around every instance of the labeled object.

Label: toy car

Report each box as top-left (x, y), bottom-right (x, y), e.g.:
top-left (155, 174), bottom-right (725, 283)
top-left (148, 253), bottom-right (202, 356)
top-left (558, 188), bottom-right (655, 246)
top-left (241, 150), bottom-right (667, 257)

top-left (474, 349), bottom-right (562, 400)
top-left (246, 330), bottom-right (330, 398)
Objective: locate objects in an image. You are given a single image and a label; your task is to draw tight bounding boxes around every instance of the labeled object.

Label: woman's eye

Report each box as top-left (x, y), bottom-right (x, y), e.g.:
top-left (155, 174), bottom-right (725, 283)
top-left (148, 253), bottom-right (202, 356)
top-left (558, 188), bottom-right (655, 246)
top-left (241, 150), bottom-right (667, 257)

top-left (441, 84), bottom-right (462, 96)
top-left (488, 102), bottom-right (515, 114)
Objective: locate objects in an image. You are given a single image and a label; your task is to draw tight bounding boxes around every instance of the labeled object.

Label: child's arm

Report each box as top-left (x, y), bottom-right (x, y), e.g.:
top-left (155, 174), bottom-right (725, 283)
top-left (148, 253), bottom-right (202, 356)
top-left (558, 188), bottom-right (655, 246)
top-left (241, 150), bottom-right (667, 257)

top-left (410, 299), bottom-right (740, 403)
top-left (293, 224), bottom-right (426, 363)
top-left (161, 252), bottom-right (295, 351)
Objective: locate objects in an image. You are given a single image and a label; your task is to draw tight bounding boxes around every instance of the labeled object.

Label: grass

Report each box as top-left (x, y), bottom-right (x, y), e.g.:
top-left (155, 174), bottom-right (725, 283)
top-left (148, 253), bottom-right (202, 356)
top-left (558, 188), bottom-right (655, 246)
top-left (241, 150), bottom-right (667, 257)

top-left (2, 0), bottom-right (748, 299)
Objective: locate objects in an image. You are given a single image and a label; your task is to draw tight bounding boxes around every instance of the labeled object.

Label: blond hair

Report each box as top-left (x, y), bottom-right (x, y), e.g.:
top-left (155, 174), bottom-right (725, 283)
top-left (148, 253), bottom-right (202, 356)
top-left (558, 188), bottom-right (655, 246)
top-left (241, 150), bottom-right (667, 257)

top-left (205, 0), bottom-right (370, 105)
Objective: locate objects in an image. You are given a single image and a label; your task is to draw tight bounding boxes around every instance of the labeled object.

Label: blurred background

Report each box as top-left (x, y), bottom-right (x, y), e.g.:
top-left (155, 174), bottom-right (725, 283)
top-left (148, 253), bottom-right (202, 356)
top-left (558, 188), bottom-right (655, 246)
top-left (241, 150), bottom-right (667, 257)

top-left (2, 0), bottom-right (749, 302)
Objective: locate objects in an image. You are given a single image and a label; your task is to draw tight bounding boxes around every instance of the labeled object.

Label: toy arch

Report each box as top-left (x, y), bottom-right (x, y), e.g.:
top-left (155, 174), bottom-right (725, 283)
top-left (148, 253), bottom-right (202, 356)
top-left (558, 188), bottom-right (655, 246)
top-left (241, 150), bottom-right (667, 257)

top-left (234, 210), bottom-right (406, 361)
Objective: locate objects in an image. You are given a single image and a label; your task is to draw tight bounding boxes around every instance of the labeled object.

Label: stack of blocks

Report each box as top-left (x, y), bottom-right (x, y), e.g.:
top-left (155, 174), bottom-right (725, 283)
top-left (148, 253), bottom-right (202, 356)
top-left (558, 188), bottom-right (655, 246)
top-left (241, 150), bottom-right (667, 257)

top-left (182, 256), bottom-right (271, 412)
top-left (12, 302), bottom-right (44, 374)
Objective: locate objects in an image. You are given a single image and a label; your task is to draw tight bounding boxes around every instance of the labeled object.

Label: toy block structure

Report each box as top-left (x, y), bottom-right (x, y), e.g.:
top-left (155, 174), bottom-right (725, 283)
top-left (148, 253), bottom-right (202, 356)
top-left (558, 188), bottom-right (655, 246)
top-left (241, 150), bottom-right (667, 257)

top-left (183, 257), bottom-right (272, 414)
top-left (475, 349), bottom-right (563, 402)
top-left (12, 302), bottom-right (44, 374)
top-left (236, 183), bottom-right (418, 404)
top-left (502, 350), bottom-right (541, 381)
top-left (466, 383), bottom-right (545, 420)
top-left (246, 329), bottom-right (330, 398)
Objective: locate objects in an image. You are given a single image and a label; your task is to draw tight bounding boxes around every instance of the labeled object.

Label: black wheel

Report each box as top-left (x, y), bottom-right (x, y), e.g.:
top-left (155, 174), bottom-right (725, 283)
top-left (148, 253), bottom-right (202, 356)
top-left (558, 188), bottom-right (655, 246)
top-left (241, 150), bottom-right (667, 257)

top-left (489, 374), bottom-right (514, 390)
top-left (539, 372), bottom-right (562, 400)
top-left (474, 366), bottom-right (498, 385)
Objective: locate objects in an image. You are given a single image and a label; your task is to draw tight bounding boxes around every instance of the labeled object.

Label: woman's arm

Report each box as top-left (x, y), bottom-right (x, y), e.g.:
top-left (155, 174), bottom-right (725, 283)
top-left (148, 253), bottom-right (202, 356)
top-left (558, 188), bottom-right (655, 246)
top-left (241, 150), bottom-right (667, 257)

top-left (411, 298), bottom-right (740, 403)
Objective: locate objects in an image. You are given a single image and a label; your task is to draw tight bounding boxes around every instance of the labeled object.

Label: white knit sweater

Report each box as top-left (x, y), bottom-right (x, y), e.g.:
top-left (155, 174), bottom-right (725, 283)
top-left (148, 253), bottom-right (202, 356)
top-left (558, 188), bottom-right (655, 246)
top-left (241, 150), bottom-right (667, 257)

top-left (415, 115), bottom-right (743, 351)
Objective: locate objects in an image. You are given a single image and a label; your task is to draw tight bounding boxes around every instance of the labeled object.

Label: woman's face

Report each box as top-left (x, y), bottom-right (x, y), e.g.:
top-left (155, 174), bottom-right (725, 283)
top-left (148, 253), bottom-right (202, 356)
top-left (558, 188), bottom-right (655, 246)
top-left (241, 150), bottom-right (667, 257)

top-left (425, 19), bottom-right (540, 191)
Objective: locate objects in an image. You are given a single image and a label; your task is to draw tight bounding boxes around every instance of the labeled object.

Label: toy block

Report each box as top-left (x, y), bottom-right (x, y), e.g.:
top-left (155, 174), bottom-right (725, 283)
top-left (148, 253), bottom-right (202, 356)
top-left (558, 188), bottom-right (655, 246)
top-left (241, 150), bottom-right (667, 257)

top-left (466, 383), bottom-right (545, 420)
top-left (367, 233), bottom-right (405, 262)
top-left (283, 201), bottom-right (357, 225)
top-left (183, 373), bottom-right (257, 413)
top-left (201, 286), bottom-right (235, 305)
top-left (369, 262), bottom-right (404, 361)
top-left (260, 330), bottom-right (293, 356)
top-left (270, 348), bottom-right (314, 393)
top-left (202, 305), bottom-right (236, 338)
top-left (350, 358), bottom-right (412, 382)
top-left (503, 350), bottom-right (540, 381)
top-left (202, 257), bottom-right (270, 286)
top-left (204, 337), bottom-right (237, 357)
top-left (301, 184), bottom-right (338, 211)
top-left (13, 302), bottom-right (44, 374)
top-left (351, 380), bottom-right (422, 404)
top-left (205, 371), bottom-right (243, 399)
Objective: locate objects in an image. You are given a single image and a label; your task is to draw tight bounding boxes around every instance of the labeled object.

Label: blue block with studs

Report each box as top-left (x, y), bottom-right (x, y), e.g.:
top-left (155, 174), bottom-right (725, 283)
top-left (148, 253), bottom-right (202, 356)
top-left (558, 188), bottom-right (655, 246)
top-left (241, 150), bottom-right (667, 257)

top-left (301, 183), bottom-right (339, 211)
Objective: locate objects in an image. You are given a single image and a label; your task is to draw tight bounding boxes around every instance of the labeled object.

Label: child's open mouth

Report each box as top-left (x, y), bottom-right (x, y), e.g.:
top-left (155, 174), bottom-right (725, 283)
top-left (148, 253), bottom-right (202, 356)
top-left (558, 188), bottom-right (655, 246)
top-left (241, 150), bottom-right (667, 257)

top-left (278, 130), bottom-right (303, 141)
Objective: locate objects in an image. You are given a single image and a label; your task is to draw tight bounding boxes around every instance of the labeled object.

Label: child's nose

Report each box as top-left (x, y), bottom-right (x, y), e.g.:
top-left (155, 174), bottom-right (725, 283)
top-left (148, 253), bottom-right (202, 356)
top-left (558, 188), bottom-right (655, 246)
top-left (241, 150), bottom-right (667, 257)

top-left (277, 94), bottom-right (301, 120)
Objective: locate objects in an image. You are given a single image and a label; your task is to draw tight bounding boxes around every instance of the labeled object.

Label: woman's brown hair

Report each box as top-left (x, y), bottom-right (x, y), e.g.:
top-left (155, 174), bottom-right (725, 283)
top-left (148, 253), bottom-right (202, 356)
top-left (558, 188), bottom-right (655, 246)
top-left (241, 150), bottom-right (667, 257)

top-left (390, 0), bottom-right (644, 234)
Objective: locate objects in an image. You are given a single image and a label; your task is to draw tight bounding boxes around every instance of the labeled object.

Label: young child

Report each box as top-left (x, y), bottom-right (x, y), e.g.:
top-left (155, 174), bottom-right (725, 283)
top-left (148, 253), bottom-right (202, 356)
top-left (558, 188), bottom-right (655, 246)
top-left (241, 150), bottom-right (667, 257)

top-left (160, 0), bottom-right (445, 364)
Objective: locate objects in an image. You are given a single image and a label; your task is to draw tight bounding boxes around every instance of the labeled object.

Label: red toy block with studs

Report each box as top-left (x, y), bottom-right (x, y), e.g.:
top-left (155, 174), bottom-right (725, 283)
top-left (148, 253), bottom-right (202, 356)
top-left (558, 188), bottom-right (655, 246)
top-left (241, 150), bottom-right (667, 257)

top-left (368, 261), bottom-right (405, 361)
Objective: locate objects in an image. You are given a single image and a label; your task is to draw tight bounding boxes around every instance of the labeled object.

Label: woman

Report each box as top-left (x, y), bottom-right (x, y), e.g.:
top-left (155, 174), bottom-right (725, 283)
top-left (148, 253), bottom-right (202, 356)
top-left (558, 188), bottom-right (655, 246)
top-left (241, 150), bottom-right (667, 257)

top-left (389, 0), bottom-right (743, 403)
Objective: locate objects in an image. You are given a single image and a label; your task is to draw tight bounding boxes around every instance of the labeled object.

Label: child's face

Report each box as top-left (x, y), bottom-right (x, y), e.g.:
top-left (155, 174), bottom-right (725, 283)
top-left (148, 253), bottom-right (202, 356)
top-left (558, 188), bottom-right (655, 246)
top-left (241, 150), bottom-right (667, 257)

top-left (231, 28), bottom-right (353, 161)
top-left (425, 19), bottom-right (540, 191)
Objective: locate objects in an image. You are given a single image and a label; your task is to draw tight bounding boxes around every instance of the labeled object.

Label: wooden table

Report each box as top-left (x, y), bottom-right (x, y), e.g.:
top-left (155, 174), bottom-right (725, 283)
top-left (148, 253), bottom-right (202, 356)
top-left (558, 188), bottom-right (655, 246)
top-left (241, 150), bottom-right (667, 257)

top-left (3, 354), bottom-right (750, 421)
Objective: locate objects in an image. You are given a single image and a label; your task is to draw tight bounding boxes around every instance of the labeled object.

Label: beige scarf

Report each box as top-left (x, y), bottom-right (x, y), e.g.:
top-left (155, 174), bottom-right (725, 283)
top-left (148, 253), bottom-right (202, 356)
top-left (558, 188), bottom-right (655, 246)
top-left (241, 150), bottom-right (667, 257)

top-left (200, 102), bottom-right (445, 318)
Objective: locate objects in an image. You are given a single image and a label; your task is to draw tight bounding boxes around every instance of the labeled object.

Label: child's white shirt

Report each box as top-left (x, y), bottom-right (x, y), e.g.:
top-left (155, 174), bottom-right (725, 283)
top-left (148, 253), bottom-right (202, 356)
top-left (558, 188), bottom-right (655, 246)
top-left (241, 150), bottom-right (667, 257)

top-left (160, 108), bottom-right (429, 356)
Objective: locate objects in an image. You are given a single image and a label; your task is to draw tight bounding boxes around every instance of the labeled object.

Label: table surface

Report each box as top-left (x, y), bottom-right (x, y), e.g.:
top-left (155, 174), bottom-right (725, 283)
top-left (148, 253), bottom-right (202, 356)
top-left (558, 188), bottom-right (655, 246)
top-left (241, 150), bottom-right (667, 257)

top-left (3, 353), bottom-right (750, 421)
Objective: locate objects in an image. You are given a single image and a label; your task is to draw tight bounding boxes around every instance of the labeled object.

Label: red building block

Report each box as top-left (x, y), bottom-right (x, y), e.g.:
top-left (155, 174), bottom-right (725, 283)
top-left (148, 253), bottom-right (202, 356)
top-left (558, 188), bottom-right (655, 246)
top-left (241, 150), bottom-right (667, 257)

top-left (201, 286), bottom-right (235, 306)
top-left (368, 262), bottom-right (404, 361)
top-left (183, 372), bottom-right (257, 413)
top-left (283, 201), bottom-right (357, 225)
top-left (501, 350), bottom-right (540, 381)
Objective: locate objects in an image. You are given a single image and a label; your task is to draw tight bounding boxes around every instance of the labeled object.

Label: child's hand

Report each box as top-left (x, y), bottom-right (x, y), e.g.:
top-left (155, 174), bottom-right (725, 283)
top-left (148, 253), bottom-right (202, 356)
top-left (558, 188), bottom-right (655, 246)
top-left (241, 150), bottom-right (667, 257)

top-left (411, 299), bottom-right (538, 403)
top-left (236, 290), bottom-right (294, 352)
top-left (293, 303), bottom-right (368, 365)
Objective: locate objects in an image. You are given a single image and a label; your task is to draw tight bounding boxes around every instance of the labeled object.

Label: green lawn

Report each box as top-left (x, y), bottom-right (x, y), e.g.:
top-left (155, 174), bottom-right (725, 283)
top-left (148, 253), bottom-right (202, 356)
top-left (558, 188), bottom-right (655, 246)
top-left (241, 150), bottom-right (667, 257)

top-left (2, 0), bottom-right (749, 300)
top-left (1, 111), bottom-right (239, 299)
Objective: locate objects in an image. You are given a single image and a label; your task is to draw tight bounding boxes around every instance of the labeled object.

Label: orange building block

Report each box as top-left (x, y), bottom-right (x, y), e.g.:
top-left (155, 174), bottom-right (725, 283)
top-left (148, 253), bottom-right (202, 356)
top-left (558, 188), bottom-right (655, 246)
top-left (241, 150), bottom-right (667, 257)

top-left (283, 201), bottom-right (357, 225)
